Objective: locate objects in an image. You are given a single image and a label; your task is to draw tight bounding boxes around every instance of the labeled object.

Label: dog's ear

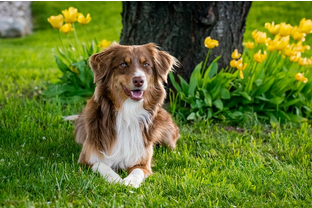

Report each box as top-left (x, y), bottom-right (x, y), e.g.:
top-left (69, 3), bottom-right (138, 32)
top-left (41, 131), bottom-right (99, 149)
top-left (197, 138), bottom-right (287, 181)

top-left (147, 43), bottom-right (179, 83)
top-left (89, 42), bottom-right (119, 83)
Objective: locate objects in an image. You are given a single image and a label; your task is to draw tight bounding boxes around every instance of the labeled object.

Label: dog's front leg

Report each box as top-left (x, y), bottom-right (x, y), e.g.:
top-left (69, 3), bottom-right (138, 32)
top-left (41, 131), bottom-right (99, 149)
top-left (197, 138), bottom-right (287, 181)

top-left (92, 162), bottom-right (122, 183)
top-left (123, 168), bottom-right (145, 188)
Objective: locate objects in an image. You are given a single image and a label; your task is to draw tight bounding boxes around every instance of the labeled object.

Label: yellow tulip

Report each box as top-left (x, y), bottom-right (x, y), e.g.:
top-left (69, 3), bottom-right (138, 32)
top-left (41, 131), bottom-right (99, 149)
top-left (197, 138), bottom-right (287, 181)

top-left (231, 49), bottom-right (241, 59)
top-left (62, 7), bottom-right (78, 23)
top-left (252, 30), bottom-right (267, 44)
top-left (275, 35), bottom-right (290, 51)
top-left (230, 59), bottom-right (247, 70)
top-left (283, 45), bottom-right (296, 57)
top-left (59, 23), bottom-right (74, 34)
top-left (237, 61), bottom-right (247, 71)
top-left (279, 22), bottom-right (293, 36)
top-left (299, 18), bottom-right (312, 34)
top-left (295, 73), bottom-right (308, 83)
top-left (243, 41), bottom-right (254, 49)
top-left (204, 36), bottom-right (219, 49)
top-left (298, 57), bottom-right (311, 66)
top-left (291, 26), bottom-right (306, 42)
top-left (230, 60), bottom-right (238, 68)
top-left (47, 14), bottom-right (64, 29)
top-left (289, 52), bottom-right (301, 62)
top-left (239, 70), bottom-right (244, 79)
top-left (230, 59), bottom-right (246, 79)
top-left (98, 39), bottom-right (111, 49)
top-left (254, 50), bottom-right (267, 63)
top-left (78, 13), bottom-right (91, 25)
top-left (265, 38), bottom-right (276, 52)
top-left (293, 41), bottom-right (311, 53)
top-left (264, 22), bottom-right (280, 35)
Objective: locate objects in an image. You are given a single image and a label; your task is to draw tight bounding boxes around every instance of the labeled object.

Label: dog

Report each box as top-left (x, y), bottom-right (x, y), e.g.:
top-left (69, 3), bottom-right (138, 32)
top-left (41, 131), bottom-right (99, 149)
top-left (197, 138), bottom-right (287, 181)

top-left (72, 42), bottom-right (180, 188)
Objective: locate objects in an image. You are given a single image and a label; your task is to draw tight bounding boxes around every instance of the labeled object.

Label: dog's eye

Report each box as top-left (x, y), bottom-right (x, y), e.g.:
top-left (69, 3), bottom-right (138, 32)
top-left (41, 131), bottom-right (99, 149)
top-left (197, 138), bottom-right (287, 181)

top-left (143, 62), bottom-right (149, 67)
top-left (119, 63), bottom-right (127, 68)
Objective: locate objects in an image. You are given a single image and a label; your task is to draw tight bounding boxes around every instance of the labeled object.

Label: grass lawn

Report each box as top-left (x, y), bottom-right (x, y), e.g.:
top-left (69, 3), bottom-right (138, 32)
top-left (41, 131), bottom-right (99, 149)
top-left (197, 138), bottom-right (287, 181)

top-left (1, 1), bottom-right (312, 207)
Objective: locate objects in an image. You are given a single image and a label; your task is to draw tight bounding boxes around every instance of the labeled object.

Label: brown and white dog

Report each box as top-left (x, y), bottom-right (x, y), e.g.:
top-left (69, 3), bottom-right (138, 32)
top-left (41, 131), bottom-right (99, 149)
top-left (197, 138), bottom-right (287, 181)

top-left (73, 43), bottom-right (179, 188)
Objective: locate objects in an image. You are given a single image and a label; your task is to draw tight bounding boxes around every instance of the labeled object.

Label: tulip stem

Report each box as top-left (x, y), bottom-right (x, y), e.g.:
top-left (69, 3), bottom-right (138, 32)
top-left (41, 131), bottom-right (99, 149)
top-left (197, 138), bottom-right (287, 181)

top-left (202, 49), bottom-right (210, 76)
top-left (72, 23), bottom-right (82, 59)
top-left (58, 31), bottom-right (70, 63)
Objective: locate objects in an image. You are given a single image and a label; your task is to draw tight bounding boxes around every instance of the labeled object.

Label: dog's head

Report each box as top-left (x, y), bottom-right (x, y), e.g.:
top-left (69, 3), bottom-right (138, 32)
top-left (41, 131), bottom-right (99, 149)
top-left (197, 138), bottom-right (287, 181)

top-left (89, 42), bottom-right (178, 108)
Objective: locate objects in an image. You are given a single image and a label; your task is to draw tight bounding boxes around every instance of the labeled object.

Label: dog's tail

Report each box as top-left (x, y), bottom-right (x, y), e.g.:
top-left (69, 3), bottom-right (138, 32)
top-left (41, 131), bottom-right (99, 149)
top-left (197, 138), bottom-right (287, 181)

top-left (63, 115), bottom-right (79, 121)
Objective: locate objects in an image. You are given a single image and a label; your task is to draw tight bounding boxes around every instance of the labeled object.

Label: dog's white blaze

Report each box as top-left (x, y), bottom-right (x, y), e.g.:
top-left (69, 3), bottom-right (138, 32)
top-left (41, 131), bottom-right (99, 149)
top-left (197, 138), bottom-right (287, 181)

top-left (103, 98), bottom-right (151, 170)
top-left (133, 69), bottom-right (148, 90)
top-left (134, 69), bottom-right (145, 77)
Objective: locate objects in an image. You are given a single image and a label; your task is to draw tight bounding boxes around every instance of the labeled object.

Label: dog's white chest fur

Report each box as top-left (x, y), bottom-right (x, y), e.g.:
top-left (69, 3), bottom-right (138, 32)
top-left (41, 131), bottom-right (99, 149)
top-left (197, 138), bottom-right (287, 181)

top-left (103, 98), bottom-right (150, 170)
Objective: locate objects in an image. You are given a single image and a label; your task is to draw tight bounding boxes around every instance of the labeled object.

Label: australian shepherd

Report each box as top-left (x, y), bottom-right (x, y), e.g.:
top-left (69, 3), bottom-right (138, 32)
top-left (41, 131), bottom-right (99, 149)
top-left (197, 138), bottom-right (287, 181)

top-left (72, 43), bottom-right (180, 188)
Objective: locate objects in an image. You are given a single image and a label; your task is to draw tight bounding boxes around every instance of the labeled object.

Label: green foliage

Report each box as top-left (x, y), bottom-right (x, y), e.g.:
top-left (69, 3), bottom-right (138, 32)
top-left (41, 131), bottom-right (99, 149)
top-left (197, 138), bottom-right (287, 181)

top-left (42, 39), bottom-right (99, 102)
top-left (169, 57), bottom-right (237, 121)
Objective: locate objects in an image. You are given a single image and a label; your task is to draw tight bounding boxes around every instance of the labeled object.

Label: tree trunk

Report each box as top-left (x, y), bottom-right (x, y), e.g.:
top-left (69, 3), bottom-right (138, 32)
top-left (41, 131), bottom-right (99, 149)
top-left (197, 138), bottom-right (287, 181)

top-left (120, 1), bottom-right (252, 81)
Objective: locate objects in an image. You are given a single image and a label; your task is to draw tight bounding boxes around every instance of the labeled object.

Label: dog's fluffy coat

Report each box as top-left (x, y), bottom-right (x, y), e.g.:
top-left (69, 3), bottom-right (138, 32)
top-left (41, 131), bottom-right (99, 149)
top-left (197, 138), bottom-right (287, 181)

top-left (74, 43), bottom-right (179, 187)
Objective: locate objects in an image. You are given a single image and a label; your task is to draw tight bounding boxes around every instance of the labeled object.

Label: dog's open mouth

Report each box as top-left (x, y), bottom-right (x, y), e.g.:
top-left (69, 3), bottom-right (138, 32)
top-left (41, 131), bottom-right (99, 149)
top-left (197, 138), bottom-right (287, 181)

top-left (122, 86), bottom-right (145, 101)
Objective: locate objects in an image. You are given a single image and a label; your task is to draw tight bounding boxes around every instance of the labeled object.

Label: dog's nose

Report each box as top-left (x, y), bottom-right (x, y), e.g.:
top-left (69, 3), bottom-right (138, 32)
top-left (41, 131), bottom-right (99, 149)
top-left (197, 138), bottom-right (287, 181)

top-left (133, 76), bottom-right (144, 87)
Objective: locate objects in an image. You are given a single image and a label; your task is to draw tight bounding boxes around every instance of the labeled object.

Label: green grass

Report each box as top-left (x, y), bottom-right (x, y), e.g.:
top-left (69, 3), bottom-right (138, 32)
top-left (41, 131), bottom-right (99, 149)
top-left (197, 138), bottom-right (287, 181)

top-left (1, 1), bottom-right (312, 207)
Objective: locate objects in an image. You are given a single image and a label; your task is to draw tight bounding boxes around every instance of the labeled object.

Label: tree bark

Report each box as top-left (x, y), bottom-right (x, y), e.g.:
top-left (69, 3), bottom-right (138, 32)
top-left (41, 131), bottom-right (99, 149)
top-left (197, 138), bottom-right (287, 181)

top-left (120, 1), bottom-right (252, 81)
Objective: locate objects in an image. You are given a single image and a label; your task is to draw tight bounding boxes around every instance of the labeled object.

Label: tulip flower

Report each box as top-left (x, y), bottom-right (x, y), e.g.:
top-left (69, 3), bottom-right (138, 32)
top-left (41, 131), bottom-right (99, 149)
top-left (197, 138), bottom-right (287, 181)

top-left (289, 52), bottom-right (301, 62)
top-left (279, 22), bottom-right (293, 36)
top-left (230, 59), bottom-right (247, 79)
top-left (98, 39), bottom-right (111, 49)
top-left (231, 49), bottom-right (241, 59)
top-left (295, 73), bottom-right (308, 83)
top-left (204, 36), bottom-right (219, 49)
top-left (283, 45), bottom-right (296, 57)
top-left (275, 35), bottom-right (290, 51)
top-left (236, 59), bottom-right (247, 71)
top-left (298, 57), bottom-right (311, 66)
top-left (230, 60), bottom-right (238, 68)
top-left (299, 18), bottom-right (312, 34)
top-left (62, 7), bottom-right (78, 23)
top-left (254, 50), bottom-right (267, 63)
top-left (243, 41), bottom-right (254, 49)
top-left (47, 14), bottom-right (64, 29)
top-left (291, 26), bottom-right (306, 42)
top-left (265, 22), bottom-right (280, 35)
top-left (78, 13), bottom-right (91, 25)
top-left (252, 30), bottom-right (267, 44)
top-left (293, 41), bottom-right (311, 53)
top-left (59, 23), bottom-right (74, 34)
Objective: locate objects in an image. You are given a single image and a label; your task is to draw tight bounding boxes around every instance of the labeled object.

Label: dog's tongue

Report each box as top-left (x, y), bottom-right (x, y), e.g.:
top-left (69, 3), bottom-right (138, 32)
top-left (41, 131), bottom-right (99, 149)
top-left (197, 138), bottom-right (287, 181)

top-left (130, 90), bottom-right (144, 101)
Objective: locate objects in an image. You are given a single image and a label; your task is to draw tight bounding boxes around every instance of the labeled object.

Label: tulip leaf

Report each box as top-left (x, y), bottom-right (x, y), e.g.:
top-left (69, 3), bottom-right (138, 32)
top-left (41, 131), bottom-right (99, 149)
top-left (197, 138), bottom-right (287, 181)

top-left (213, 99), bottom-right (223, 110)
top-left (220, 88), bottom-right (231, 99)
top-left (269, 97), bottom-right (284, 105)
top-left (188, 63), bottom-right (202, 96)
top-left (187, 112), bottom-right (196, 120)
top-left (252, 77), bottom-right (275, 96)
top-left (169, 72), bottom-right (183, 93)
top-left (178, 75), bottom-right (189, 96)
top-left (54, 55), bottom-right (71, 73)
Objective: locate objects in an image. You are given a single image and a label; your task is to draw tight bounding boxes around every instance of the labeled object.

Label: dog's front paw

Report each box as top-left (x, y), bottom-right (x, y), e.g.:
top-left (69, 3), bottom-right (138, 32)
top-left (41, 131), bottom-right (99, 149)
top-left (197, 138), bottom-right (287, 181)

top-left (122, 177), bottom-right (141, 188)
top-left (122, 168), bottom-right (145, 188)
